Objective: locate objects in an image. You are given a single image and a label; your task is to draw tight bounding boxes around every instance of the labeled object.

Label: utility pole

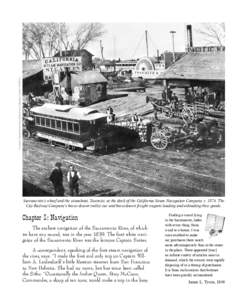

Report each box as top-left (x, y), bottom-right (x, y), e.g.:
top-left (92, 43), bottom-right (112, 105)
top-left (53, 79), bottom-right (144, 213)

top-left (145, 30), bottom-right (149, 57)
top-left (170, 30), bottom-right (176, 62)
top-left (113, 36), bottom-right (116, 59)
top-left (59, 23), bottom-right (62, 57)
top-left (100, 40), bottom-right (104, 61)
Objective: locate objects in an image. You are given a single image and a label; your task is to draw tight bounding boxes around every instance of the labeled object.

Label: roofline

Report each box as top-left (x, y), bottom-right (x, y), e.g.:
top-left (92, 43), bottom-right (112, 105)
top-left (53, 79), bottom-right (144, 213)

top-left (160, 77), bottom-right (225, 82)
top-left (54, 49), bottom-right (94, 57)
top-left (31, 111), bottom-right (107, 122)
top-left (159, 51), bottom-right (224, 82)
top-left (30, 104), bottom-right (107, 121)
top-left (23, 69), bottom-right (43, 80)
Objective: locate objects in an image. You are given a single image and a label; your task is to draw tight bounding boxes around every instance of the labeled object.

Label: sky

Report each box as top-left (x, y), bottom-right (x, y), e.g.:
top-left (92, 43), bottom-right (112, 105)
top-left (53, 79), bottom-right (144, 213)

top-left (69, 23), bottom-right (209, 60)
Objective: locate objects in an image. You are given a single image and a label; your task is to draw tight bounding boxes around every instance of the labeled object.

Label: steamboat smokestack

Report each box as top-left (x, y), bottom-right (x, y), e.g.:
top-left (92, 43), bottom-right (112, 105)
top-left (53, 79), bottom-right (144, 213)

top-left (186, 24), bottom-right (193, 48)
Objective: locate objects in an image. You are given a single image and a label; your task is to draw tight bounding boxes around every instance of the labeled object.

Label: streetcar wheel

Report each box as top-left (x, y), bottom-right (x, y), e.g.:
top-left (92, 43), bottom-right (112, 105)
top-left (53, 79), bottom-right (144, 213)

top-left (23, 129), bottom-right (31, 138)
top-left (150, 128), bottom-right (168, 150)
top-left (49, 140), bottom-right (55, 147)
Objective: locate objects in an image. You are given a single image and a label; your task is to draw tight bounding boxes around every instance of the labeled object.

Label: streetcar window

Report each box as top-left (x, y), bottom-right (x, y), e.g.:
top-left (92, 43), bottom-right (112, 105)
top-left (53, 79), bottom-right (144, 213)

top-left (73, 123), bottom-right (79, 133)
top-left (56, 120), bottom-right (61, 129)
top-left (46, 118), bottom-right (50, 127)
top-left (40, 117), bottom-right (45, 126)
top-left (50, 119), bottom-right (55, 128)
top-left (62, 121), bottom-right (67, 131)
top-left (36, 117), bottom-right (40, 125)
top-left (68, 122), bottom-right (73, 132)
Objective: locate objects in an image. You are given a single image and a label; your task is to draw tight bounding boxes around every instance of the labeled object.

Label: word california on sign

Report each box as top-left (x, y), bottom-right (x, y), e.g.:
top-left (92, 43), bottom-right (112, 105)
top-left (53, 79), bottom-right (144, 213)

top-left (42, 56), bottom-right (82, 72)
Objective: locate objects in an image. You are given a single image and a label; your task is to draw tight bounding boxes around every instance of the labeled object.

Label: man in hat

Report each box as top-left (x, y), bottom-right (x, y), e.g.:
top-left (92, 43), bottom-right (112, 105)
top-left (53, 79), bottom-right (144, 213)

top-left (67, 165), bottom-right (81, 196)
top-left (172, 93), bottom-right (179, 111)
top-left (49, 162), bottom-right (64, 196)
top-left (162, 88), bottom-right (167, 103)
top-left (28, 92), bottom-right (36, 108)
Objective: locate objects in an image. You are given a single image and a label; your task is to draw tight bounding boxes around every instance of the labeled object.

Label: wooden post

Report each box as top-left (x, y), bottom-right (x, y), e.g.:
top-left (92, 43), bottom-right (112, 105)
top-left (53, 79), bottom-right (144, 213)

top-left (170, 31), bottom-right (176, 62)
top-left (145, 30), bottom-right (149, 57)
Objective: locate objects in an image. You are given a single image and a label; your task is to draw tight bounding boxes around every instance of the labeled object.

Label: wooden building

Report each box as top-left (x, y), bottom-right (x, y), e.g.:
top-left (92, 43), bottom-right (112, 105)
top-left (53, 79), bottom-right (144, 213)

top-left (22, 60), bottom-right (51, 96)
top-left (60, 70), bottom-right (108, 105)
top-left (159, 46), bottom-right (225, 102)
top-left (23, 49), bottom-right (94, 96)
top-left (54, 49), bottom-right (94, 71)
top-left (97, 60), bottom-right (116, 79)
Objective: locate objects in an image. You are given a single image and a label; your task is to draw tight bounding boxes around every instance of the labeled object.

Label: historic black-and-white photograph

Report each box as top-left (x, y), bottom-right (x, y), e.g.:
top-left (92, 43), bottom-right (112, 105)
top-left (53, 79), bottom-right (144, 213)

top-left (205, 213), bottom-right (225, 236)
top-left (22, 23), bottom-right (225, 197)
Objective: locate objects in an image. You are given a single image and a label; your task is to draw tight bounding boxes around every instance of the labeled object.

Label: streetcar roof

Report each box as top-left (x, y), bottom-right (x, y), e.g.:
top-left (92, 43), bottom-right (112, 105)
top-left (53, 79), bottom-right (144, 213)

top-left (30, 104), bottom-right (107, 121)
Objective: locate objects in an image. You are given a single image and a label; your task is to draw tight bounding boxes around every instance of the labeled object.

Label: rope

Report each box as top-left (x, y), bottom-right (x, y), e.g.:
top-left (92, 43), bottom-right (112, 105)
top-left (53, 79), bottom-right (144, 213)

top-left (148, 32), bottom-right (160, 54)
top-left (130, 32), bottom-right (145, 59)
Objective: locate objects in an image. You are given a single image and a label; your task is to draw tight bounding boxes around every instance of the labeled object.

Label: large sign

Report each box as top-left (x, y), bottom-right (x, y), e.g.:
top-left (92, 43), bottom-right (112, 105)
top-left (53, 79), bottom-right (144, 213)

top-left (132, 69), bottom-right (164, 79)
top-left (42, 56), bottom-right (82, 73)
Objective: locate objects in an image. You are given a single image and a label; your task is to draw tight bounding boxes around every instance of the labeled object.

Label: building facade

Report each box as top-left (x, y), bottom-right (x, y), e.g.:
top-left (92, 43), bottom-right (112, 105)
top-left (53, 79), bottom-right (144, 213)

top-left (60, 71), bottom-right (108, 105)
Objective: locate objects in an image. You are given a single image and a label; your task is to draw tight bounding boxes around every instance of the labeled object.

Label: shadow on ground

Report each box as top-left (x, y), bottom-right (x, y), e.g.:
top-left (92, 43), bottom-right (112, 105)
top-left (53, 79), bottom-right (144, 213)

top-left (23, 180), bottom-right (121, 197)
top-left (106, 93), bottom-right (128, 100)
top-left (79, 189), bottom-right (121, 196)
top-left (23, 180), bottom-right (52, 196)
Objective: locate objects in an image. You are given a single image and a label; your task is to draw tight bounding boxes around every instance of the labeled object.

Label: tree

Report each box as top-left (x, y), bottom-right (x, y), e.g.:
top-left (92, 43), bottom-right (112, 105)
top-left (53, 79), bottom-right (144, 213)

top-left (59, 23), bottom-right (71, 51)
top-left (195, 23), bottom-right (225, 46)
top-left (22, 23), bottom-right (60, 59)
top-left (75, 23), bottom-right (106, 49)
top-left (23, 23), bottom-right (106, 60)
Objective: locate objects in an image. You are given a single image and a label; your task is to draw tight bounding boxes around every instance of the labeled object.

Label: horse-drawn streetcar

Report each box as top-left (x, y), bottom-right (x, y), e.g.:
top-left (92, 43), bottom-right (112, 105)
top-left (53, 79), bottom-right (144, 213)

top-left (23, 103), bottom-right (139, 152)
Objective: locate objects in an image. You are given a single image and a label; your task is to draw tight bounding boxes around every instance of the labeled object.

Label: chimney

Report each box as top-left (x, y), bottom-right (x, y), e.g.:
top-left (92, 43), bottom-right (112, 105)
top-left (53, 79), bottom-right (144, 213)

top-left (186, 24), bottom-right (193, 49)
top-left (157, 49), bottom-right (160, 62)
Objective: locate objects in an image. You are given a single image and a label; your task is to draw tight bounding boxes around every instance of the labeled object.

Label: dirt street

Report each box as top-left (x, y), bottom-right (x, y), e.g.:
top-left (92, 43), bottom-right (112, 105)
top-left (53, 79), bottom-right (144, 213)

top-left (23, 137), bottom-right (225, 197)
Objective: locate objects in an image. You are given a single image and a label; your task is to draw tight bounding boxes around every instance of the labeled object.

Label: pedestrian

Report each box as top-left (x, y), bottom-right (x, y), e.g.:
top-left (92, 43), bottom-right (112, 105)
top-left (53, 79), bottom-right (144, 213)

top-left (202, 88), bottom-right (208, 104)
top-left (167, 87), bottom-right (172, 102)
top-left (49, 162), bottom-right (64, 196)
top-left (106, 106), bottom-right (113, 114)
top-left (61, 87), bottom-right (69, 104)
top-left (28, 92), bottom-right (36, 108)
top-left (172, 93), bottom-right (179, 110)
top-left (185, 91), bottom-right (192, 104)
top-left (67, 165), bottom-right (81, 196)
top-left (132, 113), bottom-right (139, 122)
top-left (106, 106), bottom-right (115, 123)
top-left (162, 88), bottom-right (167, 102)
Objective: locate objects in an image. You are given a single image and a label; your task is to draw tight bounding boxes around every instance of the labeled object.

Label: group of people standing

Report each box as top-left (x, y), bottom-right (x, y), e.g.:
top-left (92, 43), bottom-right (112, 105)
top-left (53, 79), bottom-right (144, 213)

top-left (49, 162), bottom-right (81, 196)
top-left (131, 113), bottom-right (143, 124)
top-left (161, 86), bottom-right (221, 108)
top-left (161, 87), bottom-right (179, 110)
top-left (185, 87), bottom-right (218, 106)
